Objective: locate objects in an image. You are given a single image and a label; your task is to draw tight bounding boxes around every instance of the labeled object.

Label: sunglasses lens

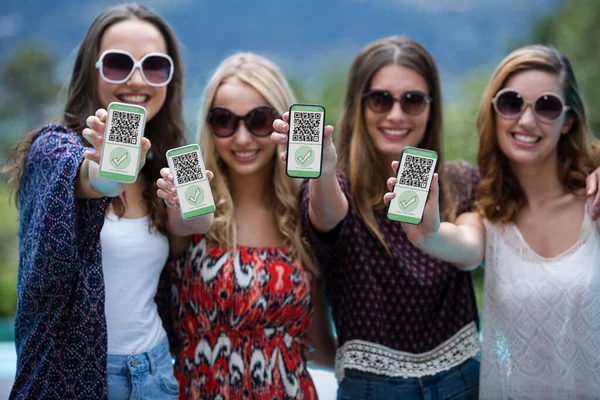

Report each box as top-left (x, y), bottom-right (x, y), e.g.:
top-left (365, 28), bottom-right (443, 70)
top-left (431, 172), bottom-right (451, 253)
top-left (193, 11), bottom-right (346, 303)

top-left (142, 55), bottom-right (172, 85)
top-left (401, 92), bottom-right (428, 115)
top-left (102, 52), bottom-right (134, 82)
top-left (496, 91), bottom-right (524, 117)
top-left (366, 91), bottom-right (394, 113)
top-left (535, 94), bottom-right (563, 121)
top-left (208, 108), bottom-right (237, 137)
top-left (247, 107), bottom-right (276, 136)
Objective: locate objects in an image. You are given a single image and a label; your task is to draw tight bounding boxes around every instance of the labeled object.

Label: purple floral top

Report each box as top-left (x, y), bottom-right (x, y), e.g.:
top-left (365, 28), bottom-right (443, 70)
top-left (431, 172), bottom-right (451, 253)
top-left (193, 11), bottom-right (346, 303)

top-left (301, 161), bottom-right (482, 379)
top-left (11, 124), bottom-right (111, 399)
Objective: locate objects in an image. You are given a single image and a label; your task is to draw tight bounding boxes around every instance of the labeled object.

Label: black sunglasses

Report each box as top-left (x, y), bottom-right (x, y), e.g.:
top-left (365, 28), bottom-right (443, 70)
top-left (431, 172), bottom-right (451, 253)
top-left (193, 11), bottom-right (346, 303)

top-left (362, 90), bottom-right (432, 115)
top-left (206, 106), bottom-right (280, 138)
top-left (492, 88), bottom-right (570, 123)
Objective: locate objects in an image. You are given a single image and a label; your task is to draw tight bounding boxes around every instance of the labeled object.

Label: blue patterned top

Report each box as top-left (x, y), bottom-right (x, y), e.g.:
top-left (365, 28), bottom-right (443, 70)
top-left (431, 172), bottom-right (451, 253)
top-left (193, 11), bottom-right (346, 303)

top-left (11, 124), bottom-right (111, 399)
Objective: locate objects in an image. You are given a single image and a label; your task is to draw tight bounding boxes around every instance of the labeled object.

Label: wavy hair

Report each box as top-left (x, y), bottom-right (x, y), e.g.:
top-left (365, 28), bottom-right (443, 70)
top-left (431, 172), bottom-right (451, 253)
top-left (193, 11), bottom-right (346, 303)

top-left (3, 3), bottom-right (185, 235)
top-left (475, 45), bottom-right (599, 222)
top-left (197, 52), bottom-right (317, 275)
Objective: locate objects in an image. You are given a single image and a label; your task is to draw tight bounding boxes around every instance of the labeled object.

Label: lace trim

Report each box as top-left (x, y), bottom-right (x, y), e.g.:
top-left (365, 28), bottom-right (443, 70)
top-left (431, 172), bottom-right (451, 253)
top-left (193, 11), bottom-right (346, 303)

top-left (335, 322), bottom-right (480, 380)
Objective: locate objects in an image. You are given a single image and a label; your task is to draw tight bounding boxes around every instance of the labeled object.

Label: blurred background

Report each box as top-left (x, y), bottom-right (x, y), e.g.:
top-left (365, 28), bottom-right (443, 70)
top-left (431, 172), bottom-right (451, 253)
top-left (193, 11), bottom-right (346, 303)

top-left (1, 0), bottom-right (599, 397)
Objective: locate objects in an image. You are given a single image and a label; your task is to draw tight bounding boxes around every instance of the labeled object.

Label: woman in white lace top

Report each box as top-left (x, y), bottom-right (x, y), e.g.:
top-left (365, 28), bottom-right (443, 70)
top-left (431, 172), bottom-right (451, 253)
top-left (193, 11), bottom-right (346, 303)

top-left (385, 45), bottom-right (600, 399)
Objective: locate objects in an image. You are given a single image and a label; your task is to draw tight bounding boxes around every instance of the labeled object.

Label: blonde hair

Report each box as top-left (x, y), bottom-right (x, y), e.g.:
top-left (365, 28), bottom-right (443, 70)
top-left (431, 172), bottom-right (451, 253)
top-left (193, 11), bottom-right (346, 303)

top-left (476, 45), bottom-right (599, 222)
top-left (198, 52), bottom-right (317, 275)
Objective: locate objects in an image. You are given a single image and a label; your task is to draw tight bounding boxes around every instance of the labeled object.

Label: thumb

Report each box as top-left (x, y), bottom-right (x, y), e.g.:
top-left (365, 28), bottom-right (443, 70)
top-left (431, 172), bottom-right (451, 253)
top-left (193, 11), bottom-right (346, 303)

top-left (428, 173), bottom-right (439, 208)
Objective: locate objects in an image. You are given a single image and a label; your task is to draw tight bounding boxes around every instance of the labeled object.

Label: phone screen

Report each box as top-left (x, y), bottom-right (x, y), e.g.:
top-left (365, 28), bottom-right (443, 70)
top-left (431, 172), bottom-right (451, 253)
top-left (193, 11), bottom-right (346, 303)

top-left (286, 104), bottom-right (325, 179)
top-left (167, 144), bottom-right (215, 219)
top-left (99, 102), bottom-right (146, 183)
top-left (387, 147), bottom-right (438, 224)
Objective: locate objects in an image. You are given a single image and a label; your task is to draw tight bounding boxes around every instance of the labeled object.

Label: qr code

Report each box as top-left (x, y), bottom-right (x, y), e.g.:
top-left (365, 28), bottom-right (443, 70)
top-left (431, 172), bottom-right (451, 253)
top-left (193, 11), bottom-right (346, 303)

top-left (399, 155), bottom-right (434, 189)
top-left (172, 152), bottom-right (203, 185)
top-left (108, 111), bottom-right (142, 144)
top-left (291, 111), bottom-right (321, 142)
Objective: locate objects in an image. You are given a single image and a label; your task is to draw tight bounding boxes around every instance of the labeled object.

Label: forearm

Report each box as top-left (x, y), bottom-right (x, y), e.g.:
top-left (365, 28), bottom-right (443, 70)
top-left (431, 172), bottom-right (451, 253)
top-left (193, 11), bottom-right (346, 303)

top-left (417, 222), bottom-right (484, 271)
top-left (165, 207), bottom-right (214, 237)
top-left (75, 159), bottom-right (126, 198)
top-left (308, 172), bottom-right (348, 232)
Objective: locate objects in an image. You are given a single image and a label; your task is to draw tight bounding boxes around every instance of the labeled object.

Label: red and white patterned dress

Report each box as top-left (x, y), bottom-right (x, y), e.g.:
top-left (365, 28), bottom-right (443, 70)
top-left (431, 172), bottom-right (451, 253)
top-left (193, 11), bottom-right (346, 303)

top-left (158, 234), bottom-right (317, 400)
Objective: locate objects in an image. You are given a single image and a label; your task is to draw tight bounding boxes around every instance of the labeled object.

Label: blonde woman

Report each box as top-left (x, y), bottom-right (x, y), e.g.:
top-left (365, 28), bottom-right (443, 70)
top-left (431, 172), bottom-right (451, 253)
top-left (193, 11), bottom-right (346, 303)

top-left (385, 45), bottom-right (600, 398)
top-left (156, 53), bottom-right (335, 399)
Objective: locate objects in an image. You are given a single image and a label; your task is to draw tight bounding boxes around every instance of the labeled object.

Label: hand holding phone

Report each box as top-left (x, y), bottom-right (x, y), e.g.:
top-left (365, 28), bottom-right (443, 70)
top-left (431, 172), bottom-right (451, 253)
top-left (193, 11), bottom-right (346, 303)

top-left (386, 147), bottom-right (438, 224)
top-left (99, 102), bottom-right (146, 183)
top-left (166, 144), bottom-right (215, 219)
top-left (285, 104), bottom-right (325, 179)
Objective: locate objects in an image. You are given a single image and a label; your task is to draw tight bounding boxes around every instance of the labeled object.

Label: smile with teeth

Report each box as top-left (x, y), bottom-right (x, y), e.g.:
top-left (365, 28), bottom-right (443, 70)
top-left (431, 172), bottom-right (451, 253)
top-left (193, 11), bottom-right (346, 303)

top-left (119, 94), bottom-right (149, 103)
top-left (382, 128), bottom-right (410, 136)
top-left (512, 133), bottom-right (541, 143)
top-left (233, 150), bottom-right (259, 158)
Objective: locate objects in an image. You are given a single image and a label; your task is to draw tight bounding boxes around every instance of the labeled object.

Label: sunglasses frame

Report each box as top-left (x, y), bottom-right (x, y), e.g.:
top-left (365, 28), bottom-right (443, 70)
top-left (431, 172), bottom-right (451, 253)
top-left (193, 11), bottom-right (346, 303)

top-left (95, 49), bottom-right (174, 87)
top-left (362, 90), bottom-right (432, 115)
top-left (491, 88), bottom-right (570, 123)
top-left (206, 105), bottom-right (281, 138)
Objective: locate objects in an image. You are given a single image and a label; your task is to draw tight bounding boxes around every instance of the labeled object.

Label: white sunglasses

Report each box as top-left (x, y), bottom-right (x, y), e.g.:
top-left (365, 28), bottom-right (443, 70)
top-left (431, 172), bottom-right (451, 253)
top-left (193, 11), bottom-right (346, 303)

top-left (95, 49), bottom-right (174, 87)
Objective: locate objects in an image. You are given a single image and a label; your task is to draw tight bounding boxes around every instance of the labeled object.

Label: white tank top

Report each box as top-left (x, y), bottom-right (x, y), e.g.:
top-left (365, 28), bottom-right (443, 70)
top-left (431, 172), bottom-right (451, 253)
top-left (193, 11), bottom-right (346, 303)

top-left (100, 213), bottom-right (169, 355)
top-left (480, 198), bottom-right (600, 399)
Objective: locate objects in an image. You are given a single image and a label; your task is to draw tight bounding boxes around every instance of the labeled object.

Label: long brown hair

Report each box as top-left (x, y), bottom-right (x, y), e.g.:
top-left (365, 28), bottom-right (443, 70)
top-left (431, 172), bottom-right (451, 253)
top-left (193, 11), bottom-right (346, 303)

top-left (476, 45), bottom-right (599, 222)
top-left (337, 35), bottom-right (455, 250)
top-left (3, 3), bottom-right (184, 235)
top-left (198, 53), bottom-right (318, 275)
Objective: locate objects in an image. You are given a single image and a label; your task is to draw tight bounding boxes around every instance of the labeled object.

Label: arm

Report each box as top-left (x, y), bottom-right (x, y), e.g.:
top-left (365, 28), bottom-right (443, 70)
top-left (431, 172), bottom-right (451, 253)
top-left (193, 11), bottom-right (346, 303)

top-left (272, 113), bottom-right (348, 232)
top-left (157, 167), bottom-right (214, 236)
top-left (75, 108), bottom-right (151, 199)
top-left (384, 162), bottom-right (485, 271)
top-left (303, 278), bottom-right (336, 369)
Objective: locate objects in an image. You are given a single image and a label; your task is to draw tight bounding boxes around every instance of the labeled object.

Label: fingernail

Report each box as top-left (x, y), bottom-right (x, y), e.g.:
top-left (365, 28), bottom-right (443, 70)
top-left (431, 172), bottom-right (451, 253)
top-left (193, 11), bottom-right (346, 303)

top-left (171, 187), bottom-right (176, 194)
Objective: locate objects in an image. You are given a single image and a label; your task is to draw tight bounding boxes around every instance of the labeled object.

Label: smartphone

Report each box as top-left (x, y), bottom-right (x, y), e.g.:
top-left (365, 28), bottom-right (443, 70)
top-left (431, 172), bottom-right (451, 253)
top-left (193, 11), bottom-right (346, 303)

top-left (166, 144), bottom-right (215, 219)
top-left (386, 146), bottom-right (438, 224)
top-left (286, 104), bottom-right (325, 179)
top-left (99, 102), bottom-right (146, 183)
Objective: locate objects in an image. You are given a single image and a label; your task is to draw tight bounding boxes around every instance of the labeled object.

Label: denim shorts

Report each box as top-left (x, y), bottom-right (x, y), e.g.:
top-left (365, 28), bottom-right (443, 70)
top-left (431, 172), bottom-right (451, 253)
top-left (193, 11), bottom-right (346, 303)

top-left (106, 337), bottom-right (179, 400)
top-left (337, 358), bottom-right (480, 400)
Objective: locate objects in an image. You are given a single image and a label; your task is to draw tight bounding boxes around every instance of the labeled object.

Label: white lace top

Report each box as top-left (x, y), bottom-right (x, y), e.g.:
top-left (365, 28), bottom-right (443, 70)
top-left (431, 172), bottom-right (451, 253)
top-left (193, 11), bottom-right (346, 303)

top-left (480, 198), bottom-right (600, 399)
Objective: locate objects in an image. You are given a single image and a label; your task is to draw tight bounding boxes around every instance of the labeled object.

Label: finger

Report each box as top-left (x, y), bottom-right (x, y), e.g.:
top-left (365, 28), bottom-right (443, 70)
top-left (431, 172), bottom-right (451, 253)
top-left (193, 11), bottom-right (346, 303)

top-left (156, 178), bottom-right (176, 194)
top-left (157, 188), bottom-right (175, 201)
top-left (427, 173), bottom-right (440, 206)
top-left (386, 177), bottom-right (397, 192)
top-left (323, 125), bottom-right (334, 141)
top-left (140, 138), bottom-right (152, 159)
top-left (83, 150), bottom-right (101, 164)
top-left (592, 192), bottom-right (600, 220)
top-left (273, 118), bottom-right (289, 134)
top-left (586, 173), bottom-right (598, 197)
top-left (391, 160), bottom-right (399, 175)
top-left (82, 128), bottom-right (103, 150)
top-left (282, 111), bottom-right (289, 123)
top-left (95, 108), bottom-right (108, 122)
top-left (160, 167), bottom-right (173, 181)
top-left (383, 192), bottom-right (396, 206)
top-left (271, 131), bottom-right (288, 144)
top-left (206, 170), bottom-right (214, 181)
top-left (86, 115), bottom-right (105, 134)
top-left (279, 151), bottom-right (287, 161)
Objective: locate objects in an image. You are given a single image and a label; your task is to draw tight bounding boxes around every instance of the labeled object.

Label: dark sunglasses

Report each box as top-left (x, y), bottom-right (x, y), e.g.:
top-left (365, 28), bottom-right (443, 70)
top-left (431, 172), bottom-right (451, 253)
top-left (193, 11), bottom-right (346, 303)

top-left (362, 90), bottom-right (432, 115)
top-left (206, 106), bottom-right (280, 138)
top-left (95, 49), bottom-right (174, 87)
top-left (492, 89), bottom-right (570, 123)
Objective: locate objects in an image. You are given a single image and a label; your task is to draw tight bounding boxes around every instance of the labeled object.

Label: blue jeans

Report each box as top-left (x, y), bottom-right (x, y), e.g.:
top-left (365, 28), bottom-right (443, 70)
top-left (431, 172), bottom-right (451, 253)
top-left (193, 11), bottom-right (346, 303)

top-left (106, 338), bottom-right (179, 400)
top-left (337, 358), bottom-right (480, 400)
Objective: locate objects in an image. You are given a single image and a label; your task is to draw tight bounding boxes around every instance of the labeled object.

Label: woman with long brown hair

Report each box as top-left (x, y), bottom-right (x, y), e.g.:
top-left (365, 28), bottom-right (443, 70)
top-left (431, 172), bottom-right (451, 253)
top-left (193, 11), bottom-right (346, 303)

top-left (3, 4), bottom-right (212, 399)
top-left (273, 35), bottom-right (481, 399)
top-left (385, 45), bottom-right (600, 398)
top-left (155, 52), bottom-right (336, 399)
